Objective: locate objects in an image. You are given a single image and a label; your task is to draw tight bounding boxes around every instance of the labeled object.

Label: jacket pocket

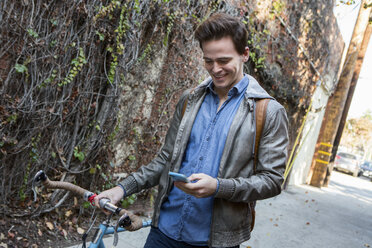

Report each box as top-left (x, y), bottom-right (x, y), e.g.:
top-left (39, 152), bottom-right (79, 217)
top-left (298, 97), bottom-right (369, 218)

top-left (214, 199), bottom-right (250, 231)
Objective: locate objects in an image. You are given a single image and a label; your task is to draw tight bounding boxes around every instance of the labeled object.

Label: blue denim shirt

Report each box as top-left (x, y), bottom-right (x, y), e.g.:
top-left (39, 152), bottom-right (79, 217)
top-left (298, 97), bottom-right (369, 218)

top-left (158, 75), bottom-right (249, 245)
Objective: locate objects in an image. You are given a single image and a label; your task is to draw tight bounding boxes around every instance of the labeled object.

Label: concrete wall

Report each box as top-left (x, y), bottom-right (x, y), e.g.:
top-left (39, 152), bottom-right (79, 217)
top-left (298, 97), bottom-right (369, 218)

top-left (289, 83), bottom-right (329, 185)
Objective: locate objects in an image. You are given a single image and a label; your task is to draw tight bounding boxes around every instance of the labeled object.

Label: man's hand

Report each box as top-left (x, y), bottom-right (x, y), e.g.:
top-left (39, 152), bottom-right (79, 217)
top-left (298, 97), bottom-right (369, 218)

top-left (94, 186), bottom-right (124, 212)
top-left (174, 173), bottom-right (217, 198)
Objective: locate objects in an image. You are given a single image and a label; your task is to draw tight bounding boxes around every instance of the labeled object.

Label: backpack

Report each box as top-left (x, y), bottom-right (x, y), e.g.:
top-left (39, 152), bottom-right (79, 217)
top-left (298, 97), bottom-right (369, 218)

top-left (181, 92), bottom-right (270, 232)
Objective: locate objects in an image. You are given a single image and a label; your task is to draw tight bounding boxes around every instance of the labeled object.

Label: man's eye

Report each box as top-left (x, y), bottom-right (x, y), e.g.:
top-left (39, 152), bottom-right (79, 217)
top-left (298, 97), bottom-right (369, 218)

top-left (218, 60), bottom-right (229, 64)
top-left (204, 60), bottom-right (213, 64)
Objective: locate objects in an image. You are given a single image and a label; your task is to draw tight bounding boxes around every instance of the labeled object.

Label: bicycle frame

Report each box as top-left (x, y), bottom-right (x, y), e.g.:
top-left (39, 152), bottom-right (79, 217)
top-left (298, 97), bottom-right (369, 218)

top-left (89, 220), bottom-right (152, 248)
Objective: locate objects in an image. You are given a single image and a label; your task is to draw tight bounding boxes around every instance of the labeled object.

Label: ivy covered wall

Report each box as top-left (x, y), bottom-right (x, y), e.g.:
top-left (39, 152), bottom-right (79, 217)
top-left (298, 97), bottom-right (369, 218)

top-left (0, 0), bottom-right (343, 215)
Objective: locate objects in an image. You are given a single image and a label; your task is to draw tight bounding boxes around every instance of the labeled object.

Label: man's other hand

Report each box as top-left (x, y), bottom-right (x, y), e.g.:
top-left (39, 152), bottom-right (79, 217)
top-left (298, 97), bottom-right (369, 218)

top-left (174, 173), bottom-right (217, 198)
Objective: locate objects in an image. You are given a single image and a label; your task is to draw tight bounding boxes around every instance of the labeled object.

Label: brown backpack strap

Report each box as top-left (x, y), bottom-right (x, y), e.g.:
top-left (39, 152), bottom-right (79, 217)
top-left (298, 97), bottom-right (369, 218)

top-left (250, 98), bottom-right (270, 232)
top-left (254, 98), bottom-right (270, 172)
top-left (182, 98), bottom-right (188, 118)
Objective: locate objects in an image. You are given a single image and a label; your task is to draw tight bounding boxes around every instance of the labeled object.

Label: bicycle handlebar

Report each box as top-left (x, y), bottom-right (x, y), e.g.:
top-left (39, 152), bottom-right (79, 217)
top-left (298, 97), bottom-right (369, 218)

top-left (32, 170), bottom-right (143, 231)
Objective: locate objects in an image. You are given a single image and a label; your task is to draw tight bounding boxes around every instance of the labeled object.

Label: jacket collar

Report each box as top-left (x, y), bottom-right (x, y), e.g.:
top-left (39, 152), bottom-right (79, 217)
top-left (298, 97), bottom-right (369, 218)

top-left (193, 74), bottom-right (274, 100)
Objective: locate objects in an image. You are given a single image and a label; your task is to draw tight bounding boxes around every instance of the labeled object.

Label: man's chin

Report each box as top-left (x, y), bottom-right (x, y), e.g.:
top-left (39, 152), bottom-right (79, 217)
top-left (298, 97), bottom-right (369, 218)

top-left (212, 77), bottom-right (227, 85)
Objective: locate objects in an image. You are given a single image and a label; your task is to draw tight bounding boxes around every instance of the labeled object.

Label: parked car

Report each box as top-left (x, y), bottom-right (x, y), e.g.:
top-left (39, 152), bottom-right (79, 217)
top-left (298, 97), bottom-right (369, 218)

top-left (359, 161), bottom-right (372, 179)
top-left (333, 152), bottom-right (360, 177)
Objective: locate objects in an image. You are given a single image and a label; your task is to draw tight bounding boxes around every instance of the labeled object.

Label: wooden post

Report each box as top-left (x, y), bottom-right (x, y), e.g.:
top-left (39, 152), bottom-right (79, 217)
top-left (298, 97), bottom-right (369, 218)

top-left (308, 1), bottom-right (372, 187)
top-left (324, 13), bottom-right (372, 186)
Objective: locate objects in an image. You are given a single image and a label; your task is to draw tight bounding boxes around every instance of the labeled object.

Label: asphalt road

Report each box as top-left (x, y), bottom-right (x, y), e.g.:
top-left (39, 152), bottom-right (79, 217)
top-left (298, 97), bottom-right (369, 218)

top-left (70, 171), bottom-right (372, 248)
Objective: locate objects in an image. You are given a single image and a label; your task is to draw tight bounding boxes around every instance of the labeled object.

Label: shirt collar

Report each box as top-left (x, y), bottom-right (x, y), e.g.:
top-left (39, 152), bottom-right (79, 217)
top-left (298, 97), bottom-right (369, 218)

top-left (207, 74), bottom-right (249, 96)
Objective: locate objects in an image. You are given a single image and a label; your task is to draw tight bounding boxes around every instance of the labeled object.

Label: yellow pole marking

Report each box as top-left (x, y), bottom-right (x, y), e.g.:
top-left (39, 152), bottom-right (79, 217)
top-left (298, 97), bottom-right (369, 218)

top-left (318, 150), bottom-right (332, 156)
top-left (320, 142), bottom-right (332, 147)
top-left (315, 159), bottom-right (329, 165)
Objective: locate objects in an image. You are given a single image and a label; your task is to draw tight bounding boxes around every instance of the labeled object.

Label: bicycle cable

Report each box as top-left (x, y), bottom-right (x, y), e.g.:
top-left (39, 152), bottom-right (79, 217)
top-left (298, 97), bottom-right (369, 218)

top-left (81, 208), bottom-right (97, 248)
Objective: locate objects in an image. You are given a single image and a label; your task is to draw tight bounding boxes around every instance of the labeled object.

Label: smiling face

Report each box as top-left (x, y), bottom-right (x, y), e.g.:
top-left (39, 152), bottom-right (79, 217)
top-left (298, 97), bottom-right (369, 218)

top-left (202, 36), bottom-right (249, 98)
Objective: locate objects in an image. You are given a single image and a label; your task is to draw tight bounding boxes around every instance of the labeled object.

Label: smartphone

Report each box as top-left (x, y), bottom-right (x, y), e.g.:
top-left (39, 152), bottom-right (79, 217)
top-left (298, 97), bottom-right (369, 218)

top-left (169, 172), bottom-right (190, 183)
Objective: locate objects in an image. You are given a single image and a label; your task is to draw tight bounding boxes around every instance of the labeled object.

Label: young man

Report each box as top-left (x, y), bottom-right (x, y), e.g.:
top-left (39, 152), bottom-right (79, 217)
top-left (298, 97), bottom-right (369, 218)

top-left (95, 13), bottom-right (288, 248)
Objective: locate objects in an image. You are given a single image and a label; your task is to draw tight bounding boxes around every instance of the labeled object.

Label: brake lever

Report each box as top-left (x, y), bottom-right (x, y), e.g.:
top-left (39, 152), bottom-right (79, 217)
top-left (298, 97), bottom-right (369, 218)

top-left (113, 213), bottom-right (131, 247)
top-left (32, 170), bottom-right (47, 202)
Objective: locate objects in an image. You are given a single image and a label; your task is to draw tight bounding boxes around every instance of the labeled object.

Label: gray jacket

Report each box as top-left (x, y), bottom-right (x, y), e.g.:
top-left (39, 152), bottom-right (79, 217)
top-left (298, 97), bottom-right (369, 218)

top-left (120, 75), bottom-right (289, 247)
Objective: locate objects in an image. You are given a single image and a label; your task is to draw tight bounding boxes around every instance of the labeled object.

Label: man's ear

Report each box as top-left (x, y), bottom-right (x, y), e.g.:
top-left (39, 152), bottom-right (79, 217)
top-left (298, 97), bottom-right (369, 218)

top-left (243, 46), bottom-right (249, 62)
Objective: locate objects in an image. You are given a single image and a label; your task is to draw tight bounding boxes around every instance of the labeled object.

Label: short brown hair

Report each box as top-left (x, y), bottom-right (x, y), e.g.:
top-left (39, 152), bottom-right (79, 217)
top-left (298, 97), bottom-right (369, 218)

top-left (195, 13), bottom-right (248, 54)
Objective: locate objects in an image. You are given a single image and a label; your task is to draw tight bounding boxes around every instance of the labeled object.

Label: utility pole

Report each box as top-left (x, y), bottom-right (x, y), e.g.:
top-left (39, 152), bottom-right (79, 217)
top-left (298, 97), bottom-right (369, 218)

top-left (324, 12), bottom-right (372, 186)
top-left (307, 1), bottom-right (372, 188)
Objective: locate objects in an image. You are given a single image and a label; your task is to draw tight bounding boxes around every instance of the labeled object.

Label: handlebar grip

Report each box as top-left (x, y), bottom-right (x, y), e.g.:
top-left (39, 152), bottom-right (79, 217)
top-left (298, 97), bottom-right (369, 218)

top-left (34, 170), bottom-right (90, 197)
top-left (118, 208), bottom-right (142, 231)
top-left (118, 214), bottom-right (132, 228)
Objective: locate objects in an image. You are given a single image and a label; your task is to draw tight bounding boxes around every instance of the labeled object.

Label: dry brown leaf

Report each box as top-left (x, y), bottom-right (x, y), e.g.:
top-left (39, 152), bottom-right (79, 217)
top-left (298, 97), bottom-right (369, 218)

top-left (61, 229), bottom-right (68, 239)
top-left (0, 233), bottom-right (5, 240)
top-left (77, 227), bottom-right (85, 235)
top-left (65, 210), bottom-right (73, 217)
top-left (46, 222), bottom-right (54, 230)
top-left (72, 217), bottom-right (78, 224)
top-left (0, 242), bottom-right (8, 248)
top-left (38, 229), bottom-right (42, 237)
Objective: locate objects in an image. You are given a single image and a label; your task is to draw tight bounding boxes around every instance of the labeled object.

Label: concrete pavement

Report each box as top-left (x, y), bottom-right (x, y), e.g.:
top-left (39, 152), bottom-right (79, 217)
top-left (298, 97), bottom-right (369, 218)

top-left (69, 171), bottom-right (372, 248)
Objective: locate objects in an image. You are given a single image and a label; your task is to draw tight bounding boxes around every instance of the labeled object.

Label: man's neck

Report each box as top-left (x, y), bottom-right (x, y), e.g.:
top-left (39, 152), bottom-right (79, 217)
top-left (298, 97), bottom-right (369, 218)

top-left (215, 88), bottom-right (230, 101)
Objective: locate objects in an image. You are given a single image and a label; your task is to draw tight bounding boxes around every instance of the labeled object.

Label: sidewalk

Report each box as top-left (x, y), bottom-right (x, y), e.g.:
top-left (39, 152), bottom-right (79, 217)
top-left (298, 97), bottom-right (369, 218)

top-left (70, 171), bottom-right (372, 248)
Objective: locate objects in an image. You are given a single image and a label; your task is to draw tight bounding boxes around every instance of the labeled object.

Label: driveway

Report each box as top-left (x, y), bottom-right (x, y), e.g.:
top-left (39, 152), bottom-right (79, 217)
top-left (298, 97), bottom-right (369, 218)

top-left (243, 171), bottom-right (372, 248)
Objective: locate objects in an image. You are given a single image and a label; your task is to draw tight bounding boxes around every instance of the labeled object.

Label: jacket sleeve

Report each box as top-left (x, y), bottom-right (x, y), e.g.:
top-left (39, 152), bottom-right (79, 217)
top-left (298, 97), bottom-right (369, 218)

top-left (215, 101), bottom-right (289, 202)
top-left (119, 90), bottom-right (190, 196)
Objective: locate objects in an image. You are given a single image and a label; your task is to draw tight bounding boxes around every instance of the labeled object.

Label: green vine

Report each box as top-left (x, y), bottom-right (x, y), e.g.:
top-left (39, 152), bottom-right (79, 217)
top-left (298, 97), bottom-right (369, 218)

top-left (19, 134), bottom-right (41, 201)
top-left (269, 0), bottom-right (286, 19)
top-left (244, 15), bottom-right (268, 70)
top-left (93, 0), bottom-right (121, 22)
top-left (121, 194), bottom-right (137, 208)
top-left (163, 12), bottom-right (176, 46)
top-left (107, 3), bottom-right (130, 84)
top-left (39, 69), bottom-right (57, 88)
top-left (59, 47), bottom-right (87, 86)
top-left (73, 146), bottom-right (85, 162)
top-left (137, 42), bottom-right (154, 63)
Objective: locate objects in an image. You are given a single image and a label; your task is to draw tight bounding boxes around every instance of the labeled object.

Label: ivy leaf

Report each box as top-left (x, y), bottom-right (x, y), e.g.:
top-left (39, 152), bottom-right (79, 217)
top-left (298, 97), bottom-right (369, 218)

top-left (27, 28), bottom-right (39, 38)
top-left (73, 147), bottom-right (85, 162)
top-left (95, 31), bottom-right (105, 41)
top-left (83, 202), bottom-right (91, 209)
top-left (14, 64), bottom-right (28, 74)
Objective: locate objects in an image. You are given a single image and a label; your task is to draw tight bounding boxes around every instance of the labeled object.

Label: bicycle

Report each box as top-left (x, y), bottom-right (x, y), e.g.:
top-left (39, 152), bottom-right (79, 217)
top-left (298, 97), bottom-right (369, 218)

top-left (32, 170), bottom-right (152, 248)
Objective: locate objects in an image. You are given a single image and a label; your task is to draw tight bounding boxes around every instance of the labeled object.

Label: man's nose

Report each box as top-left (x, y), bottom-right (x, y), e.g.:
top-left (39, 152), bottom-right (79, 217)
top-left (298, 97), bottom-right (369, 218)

top-left (211, 62), bottom-right (222, 73)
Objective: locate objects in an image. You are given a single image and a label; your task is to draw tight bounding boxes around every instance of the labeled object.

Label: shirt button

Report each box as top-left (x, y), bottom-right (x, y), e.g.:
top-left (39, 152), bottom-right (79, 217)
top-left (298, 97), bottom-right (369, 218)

top-left (199, 157), bottom-right (203, 161)
top-left (206, 137), bottom-right (210, 141)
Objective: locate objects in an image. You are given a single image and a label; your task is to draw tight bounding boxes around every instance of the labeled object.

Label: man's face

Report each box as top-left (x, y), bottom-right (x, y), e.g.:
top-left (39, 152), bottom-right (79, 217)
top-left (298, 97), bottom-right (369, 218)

top-left (202, 36), bottom-right (249, 96)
